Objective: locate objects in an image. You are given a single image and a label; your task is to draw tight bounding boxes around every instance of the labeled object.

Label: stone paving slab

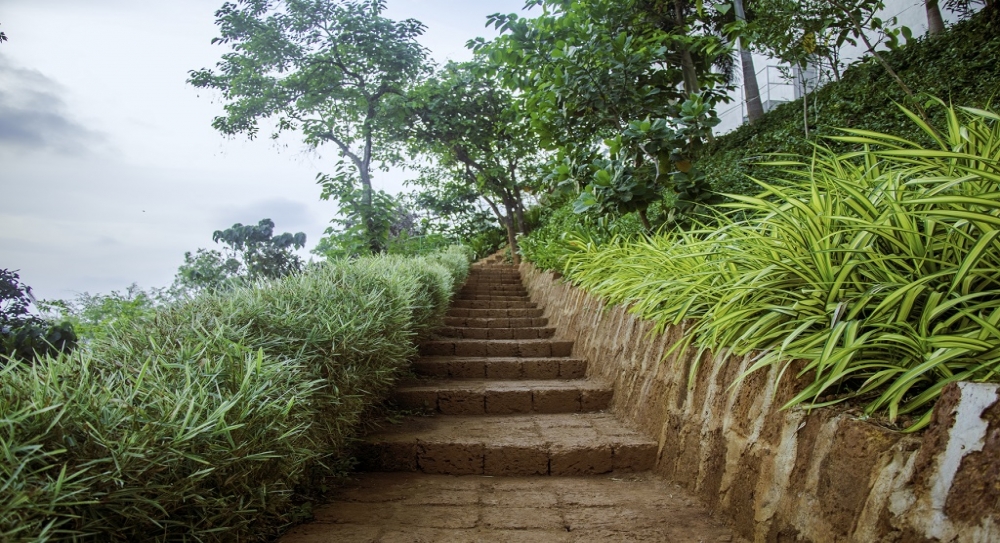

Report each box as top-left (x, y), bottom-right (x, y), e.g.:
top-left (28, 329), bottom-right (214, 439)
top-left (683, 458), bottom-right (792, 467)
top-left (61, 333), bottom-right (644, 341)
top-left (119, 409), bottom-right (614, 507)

top-left (358, 413), bottom-right (656, 476)
top-left (435, 326), bottom-right (556, 339)
top-left (419, 338), bottom-right (574, 357)
top-left (395, 378), bottom-right (613, 414)
top-left (278, 473), bottom-right (742, 543)
top-left (411, 357), bottom-right (586, 379)
top-left (442, 317), bottom-right (549, 328)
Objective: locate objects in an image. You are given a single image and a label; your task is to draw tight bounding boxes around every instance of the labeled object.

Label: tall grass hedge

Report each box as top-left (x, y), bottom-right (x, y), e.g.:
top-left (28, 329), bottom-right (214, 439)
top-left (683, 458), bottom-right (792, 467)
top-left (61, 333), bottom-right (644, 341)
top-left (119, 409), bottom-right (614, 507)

top-left (0, 246), bottom-right (472, 541)
top-left (534, 104), bottom-right (1000, 431)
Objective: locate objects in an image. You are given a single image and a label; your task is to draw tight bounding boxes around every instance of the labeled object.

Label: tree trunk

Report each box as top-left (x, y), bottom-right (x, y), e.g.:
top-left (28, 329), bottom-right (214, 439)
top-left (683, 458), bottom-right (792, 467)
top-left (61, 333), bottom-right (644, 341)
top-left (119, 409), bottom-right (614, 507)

top-left (637, 209), bottom-right (652, 231)
top-left (360, 128), bottom-right (383, 254)
top-left (926, 0), bottom-right (945, 35)
top-left (830, 0), bottom-right (929, 123)
top-left (801, 69), bottom-right (810, 139)
top-left (503, 199), bottom-right (521, 266)
top-left (513, 189), bottom-right (528, 235)
top-left (357, 160), bottom-right (382, 254)
top-left (674, 0), bottom-right (700, 97)
top-left (733, 0), bottom-right (765, 123)
top-left (483, 194), bottom-right (520, 265)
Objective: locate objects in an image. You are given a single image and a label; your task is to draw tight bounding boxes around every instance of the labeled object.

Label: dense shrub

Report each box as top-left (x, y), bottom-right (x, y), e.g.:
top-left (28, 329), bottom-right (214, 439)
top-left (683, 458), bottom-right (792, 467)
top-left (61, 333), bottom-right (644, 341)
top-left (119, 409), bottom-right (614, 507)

top-left (520, 197), bottom-right (647, 271)
top-left (548, 104), bottom-right (1000, 431)
top-left (699, 8), bottom-right (1000, 199)
top-left (1, 269), bottom-right (76, 363)
top-left (0, 247), bottom-right (471, 541)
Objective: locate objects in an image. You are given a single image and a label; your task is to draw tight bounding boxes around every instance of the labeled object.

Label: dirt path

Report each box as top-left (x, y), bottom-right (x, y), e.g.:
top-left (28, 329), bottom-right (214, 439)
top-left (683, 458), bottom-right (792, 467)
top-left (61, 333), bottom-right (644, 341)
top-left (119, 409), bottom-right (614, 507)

top-left (279, 258), bottom-right (742, 542)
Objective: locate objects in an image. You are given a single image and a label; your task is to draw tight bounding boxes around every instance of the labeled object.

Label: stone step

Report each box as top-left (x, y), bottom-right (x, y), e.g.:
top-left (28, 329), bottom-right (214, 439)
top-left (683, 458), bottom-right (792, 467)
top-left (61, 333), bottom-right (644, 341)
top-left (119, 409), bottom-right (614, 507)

top-left (412, 356), bottom-right (585, 379)
top-left (462, 280), bottom-right (523, 286)
top-left (452, 300), bottom-right (537, 310)
top-left (454, 295), bottom-right (532, 303)
top-left (395, 379), bottom-right (612, 415)
top-left (460, 285), bottom-right (526, 291)
top-left (447, 308), bottom-right (544, 318)
top-left (435, 326), bottom-right (556, 340)
top-left (419, 339), bottom-right (573, 358)
top-left (279, 473), bottom-right (738, 543)
top-left (443, 316), bottom-right (548, 328)
top-left (458, 293), bottom-right (529, 299)
top-left (357, 413), bottom-right (656, 476)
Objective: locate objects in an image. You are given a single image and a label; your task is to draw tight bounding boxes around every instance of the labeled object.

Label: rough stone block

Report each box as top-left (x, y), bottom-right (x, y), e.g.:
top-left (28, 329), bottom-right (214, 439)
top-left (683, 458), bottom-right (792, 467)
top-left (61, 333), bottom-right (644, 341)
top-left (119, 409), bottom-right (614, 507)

top-left (612, 442), bottom-right (657, 472)
top-left (485, 360), bottom-right (523, 379)
top-left (559, 359), bottom-right (587, 378)
top-left (518, 342), bottom-right (551, 358)
top-left (455, 341), bottom-right (487, 357)
top-left (438, 390), bottom-right (485, 415)
top-left (484, 444), bottom-right (549, 476)
top-left (549, 443), bottom-right (613, 475)
top-left (486, 388), bottom-right (532, 414)
top-left (418, 442), bottom-right (485, 475)
top-left (523, 359), bottom-right (560, 379)
top-left (450, 360), bottom-right (486, 378)
top-left (534, 389), bottom-right (581, 413)
top-left (487, 341), bottom-right (520, 357)
top-left (581, 388), bottom-right (614, 411)
top-left (551, 341), bottom-right (574, 357)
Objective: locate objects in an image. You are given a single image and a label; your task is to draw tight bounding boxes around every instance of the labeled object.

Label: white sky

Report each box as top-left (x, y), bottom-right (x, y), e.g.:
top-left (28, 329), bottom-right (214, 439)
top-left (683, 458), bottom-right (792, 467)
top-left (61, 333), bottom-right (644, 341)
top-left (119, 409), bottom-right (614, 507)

top-left (0, 0), bottom-right (525, 300)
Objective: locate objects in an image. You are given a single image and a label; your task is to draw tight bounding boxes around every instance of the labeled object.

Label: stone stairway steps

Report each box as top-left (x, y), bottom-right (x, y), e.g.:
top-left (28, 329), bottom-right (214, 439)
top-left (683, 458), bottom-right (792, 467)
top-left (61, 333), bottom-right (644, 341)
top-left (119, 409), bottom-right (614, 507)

top-left (443, 316), bottom-right (549, 328)
top-left (357, 413), bottom-right (656, 476)
top-left (363, 261), bottom-right (660, 479)
top-left (451, 299), bottom-right (537, 309)
top-left (394, 378), bottom-right (613, 414)
top-left (460, 283), bottom-right (527, 290)
top-left (435, 325), bottom-right (556, 339)
top-left (456, 294), bottom-right (528, 302)
top-left (411, 356), bottom-right (587, 379)
top-left (278, 259), bottom-right (742, 543)
top-left (419, 338), bottom-right (574, 357)
top-left (446, 307), bottom-right (544, 318)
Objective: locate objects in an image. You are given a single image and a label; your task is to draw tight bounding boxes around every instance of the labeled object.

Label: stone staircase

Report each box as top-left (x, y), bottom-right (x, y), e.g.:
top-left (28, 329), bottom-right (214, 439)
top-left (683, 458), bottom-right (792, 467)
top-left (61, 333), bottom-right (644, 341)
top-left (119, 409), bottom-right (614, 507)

top-left (278, 257), bottom-right (740, 542)
top-left (356, 258), bottom-right (657, 476)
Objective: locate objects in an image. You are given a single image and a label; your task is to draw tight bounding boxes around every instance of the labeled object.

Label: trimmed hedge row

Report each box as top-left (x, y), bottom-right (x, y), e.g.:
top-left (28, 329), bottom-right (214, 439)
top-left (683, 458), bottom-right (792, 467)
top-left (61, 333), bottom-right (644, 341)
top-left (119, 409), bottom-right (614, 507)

top-left (0, 246), bottom-right (473, 542)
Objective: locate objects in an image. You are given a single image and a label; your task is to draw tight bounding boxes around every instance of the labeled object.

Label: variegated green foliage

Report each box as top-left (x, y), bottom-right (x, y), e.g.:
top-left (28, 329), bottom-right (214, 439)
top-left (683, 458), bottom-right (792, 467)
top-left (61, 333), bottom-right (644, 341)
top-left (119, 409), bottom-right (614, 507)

top-left (558, 103), bottom-right (1000, 431)
top-left (0, 246), bottom-right (472, 541)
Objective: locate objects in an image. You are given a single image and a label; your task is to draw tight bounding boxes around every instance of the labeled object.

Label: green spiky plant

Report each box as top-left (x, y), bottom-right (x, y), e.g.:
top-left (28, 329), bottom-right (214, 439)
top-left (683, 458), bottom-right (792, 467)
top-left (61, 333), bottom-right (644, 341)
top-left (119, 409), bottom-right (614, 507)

top-left (557, 101), bottom-right (1000, 431)
top-left (1, 247), bottom-right (472, 541)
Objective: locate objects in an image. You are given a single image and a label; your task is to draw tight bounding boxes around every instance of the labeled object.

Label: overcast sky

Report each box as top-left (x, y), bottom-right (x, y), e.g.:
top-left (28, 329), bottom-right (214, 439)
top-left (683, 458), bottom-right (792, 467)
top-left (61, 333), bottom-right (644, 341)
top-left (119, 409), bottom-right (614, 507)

top-left (0, 0), bottom-right (525, 300)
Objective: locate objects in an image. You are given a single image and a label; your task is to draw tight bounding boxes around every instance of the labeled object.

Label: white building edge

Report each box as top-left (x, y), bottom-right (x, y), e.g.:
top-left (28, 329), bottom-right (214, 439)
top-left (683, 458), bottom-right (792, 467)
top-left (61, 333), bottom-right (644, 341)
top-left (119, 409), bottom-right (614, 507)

top-left (716, 0), bottom-right (979, 134)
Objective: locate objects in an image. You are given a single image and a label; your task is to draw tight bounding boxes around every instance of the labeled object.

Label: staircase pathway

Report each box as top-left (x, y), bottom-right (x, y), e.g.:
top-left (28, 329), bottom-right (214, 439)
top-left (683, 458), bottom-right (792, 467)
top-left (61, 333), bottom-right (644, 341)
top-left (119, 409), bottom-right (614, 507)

top-left (280, 257), bottom-right (740, 542)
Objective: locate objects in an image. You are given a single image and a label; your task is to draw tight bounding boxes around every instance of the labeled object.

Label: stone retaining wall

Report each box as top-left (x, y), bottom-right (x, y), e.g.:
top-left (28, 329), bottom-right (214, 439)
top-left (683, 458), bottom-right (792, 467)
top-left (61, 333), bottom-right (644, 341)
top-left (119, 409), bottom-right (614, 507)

top-left (521, 263), bottom-right (1000, 542)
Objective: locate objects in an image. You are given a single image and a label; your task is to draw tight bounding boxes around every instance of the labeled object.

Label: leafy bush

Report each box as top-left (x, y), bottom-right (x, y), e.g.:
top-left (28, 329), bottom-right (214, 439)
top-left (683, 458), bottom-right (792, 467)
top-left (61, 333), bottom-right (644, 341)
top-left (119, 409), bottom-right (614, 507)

top-left (38, 284), bottom-right (169, 343)
top-left (699, 7), bottom-right (1000, 200)
top-left (1, 269), bottom-right (76, 363)
top-left (175, 219), bottom-right (306, 294)
top-left (0, 247), bottom-right (471, 541)
top-left (519, 198), bottom-right (645, 271)
top-left (554, 103), bottom-right (1000, 431)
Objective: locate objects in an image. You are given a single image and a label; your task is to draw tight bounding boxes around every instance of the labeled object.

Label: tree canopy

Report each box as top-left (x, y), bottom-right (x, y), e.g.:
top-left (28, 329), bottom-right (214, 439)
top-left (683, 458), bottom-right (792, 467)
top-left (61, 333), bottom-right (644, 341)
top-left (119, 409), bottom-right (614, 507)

top-left (473, 0), bottom-right (734, 226)
top-left (175, 218), bottom-right (306, 292)
top-left (402, 61), bottom-right (541, 262)
top-left (189, 0), bottom-right (429, 253)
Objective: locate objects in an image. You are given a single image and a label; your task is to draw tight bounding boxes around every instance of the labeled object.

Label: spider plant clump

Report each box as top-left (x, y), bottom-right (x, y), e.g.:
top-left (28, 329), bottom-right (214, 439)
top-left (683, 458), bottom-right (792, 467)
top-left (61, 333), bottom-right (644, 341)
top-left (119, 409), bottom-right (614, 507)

top-left (0, 247), bottom-right (471, 541)
top-left (559, 102), bottom-right (1000, 431)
